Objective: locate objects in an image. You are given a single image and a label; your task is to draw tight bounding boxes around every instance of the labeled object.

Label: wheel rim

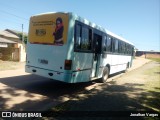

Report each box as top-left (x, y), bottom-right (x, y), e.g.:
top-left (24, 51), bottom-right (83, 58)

top-left (104, 74), bottom-right (108, 80)
top-left (103, 68), bottom-right (108, 81)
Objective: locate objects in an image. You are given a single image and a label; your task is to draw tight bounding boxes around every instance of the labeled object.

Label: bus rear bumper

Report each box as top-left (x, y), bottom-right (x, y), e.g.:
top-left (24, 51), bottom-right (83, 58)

top-left (25, 65), bottom-right (72, 83)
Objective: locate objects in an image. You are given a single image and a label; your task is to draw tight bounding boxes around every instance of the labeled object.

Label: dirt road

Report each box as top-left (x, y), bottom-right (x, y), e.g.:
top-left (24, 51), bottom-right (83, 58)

top-left (0, 60), bottom-right (25, 71)
top-left (0, 72), bottom-right (95, 111)
top-left (0, 57), bottom-right (159, 113)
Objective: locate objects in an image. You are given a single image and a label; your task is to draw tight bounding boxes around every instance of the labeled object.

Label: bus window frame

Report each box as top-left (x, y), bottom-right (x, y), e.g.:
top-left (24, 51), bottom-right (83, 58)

top-left (74, 21), bottom-right (93, 53)
top-left (74, 21), bottom-right (134, 56)
top-left (102, 35), bottom-right (133, 56)
top-left (102, 34), bottom-right (113, 54)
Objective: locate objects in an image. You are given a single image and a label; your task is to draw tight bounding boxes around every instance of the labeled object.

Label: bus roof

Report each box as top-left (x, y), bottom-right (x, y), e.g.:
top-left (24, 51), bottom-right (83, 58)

top-left (31, 12), bottom-right (69, 17)
top-left (31, 12), bottom-right (134, 46)
top-left (105, 30), bottom-right (134, 46)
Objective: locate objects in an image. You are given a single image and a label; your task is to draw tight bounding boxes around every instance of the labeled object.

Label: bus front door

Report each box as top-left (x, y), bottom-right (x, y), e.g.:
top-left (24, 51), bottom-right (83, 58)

top-left (91, 33), bottom-right (102, 78)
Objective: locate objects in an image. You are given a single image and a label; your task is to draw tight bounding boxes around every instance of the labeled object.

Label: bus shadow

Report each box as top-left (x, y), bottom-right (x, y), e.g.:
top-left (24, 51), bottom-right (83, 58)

top-left (0, 72), bottom-right (126, 98)
top-left (0, 74), bottom-right (96, 99)
top-left (0, 70), bottom-right (139, 111)
top-left (0, 74), bottom-right (98, 111)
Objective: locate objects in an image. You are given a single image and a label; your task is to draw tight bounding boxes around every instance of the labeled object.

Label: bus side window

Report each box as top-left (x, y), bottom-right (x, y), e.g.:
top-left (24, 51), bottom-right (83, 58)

top-left (115, 39), bottom-right (119, 53)
top-left (89, 29), bottom-right (92, 50)
top-left (103, 35), bottom-right (107, 52)
top-left (127, 44), bottom-right (130, 55)
top-left (111, 37), bottom-right (116, 53)
top-left (106, 36), bottom-right (112, 52)
top-left (122, 42), bottom-right (125, 54)
top-left (75, 23), bottom-right (92, 51)
top-left (129, 45), bottom-right (133, 55)
top-left (81, 27), bottom-right (91, 50)
top-left (124, 43), bottom-right (127, 54)
top-left (75, 24), bottom-right (81, 50)
top-left (118, 41), bottom-right (122, 53)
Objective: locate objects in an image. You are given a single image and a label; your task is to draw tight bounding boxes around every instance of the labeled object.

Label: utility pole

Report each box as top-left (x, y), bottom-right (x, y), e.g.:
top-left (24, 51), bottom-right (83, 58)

top-left (22, 24), bottom-right (24, 43)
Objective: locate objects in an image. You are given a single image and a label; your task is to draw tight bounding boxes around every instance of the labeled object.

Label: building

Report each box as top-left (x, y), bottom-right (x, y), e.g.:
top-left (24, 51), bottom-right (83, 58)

top-left (136, 50), bottom-right (160, 59)
top-left (0, 29), bottom-right (26, 62)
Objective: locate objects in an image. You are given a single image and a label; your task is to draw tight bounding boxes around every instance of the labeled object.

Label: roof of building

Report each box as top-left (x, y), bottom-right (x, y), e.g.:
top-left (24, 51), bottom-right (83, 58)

top-left (0, 37), bottom-right (17, 43)
top-left (0, 30), bottom-right (19, 39)
top-left (5, 29), bottom-right (28, 36)
top-left (0, 29), bottom-right (24, 43)
top-left (136, 50), bottom-right (160, 53)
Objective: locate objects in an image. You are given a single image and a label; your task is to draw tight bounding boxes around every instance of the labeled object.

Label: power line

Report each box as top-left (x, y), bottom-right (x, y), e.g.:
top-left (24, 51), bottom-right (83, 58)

top-left (0, 24), bottom-right (21, 30)
top-left (0, 9), bottom-right (28, 21)
top-left (0, 16), bottom-right (28, 25)
top-left (0, 12), bottom-right (29, 31)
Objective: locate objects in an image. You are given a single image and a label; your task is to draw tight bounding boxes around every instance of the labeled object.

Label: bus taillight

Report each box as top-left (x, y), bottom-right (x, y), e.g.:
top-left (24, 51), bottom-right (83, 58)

top-left (64, 60), bottom-right (72, 70)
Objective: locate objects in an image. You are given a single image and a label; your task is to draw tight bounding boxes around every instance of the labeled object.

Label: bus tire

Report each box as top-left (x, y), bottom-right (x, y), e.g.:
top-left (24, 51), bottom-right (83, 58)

top-left (101, 67), bottom-right (109, 83)
top-left (124, 62), bottom-right (129, 73)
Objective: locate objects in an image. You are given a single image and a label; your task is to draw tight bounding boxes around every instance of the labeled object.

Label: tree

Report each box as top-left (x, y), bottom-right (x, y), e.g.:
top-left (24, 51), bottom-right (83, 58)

top-left (17, 33), bottom-right (28, 44)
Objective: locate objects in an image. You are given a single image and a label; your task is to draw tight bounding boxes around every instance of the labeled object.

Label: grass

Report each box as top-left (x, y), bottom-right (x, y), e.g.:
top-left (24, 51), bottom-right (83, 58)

top-left (138, 65), bottom-right (160, 112)
top-left (147, 57), bottom-right (160, 63)
top-left (0, 60), bottom-right (24, 71)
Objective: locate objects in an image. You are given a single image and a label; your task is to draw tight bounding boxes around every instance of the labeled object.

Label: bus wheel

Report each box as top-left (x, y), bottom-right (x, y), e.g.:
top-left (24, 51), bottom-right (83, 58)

top-left (101, 67), bottom-right (109, 83)
top-left (124, 62), bottom-right (129, 73)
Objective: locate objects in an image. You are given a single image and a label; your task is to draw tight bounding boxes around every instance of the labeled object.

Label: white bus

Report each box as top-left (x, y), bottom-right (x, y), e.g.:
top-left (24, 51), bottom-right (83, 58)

top-left (25, 12), bottom-right (134, 83)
